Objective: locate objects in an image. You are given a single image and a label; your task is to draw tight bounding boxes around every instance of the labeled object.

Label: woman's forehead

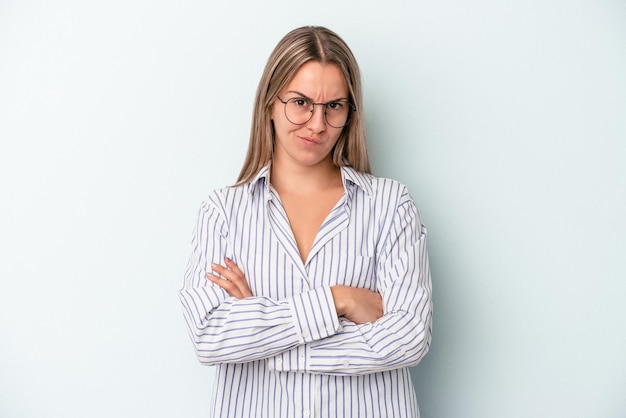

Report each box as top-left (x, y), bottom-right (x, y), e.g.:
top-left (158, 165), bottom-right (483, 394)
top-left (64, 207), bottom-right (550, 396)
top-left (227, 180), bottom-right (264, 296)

top-left (282, 61), bottom-right (348, 99)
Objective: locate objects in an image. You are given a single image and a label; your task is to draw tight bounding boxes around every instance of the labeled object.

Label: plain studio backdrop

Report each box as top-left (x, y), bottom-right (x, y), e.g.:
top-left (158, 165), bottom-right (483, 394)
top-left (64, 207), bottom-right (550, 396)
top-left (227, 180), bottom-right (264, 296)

top-left (1, 1), bottom-right (625, 417)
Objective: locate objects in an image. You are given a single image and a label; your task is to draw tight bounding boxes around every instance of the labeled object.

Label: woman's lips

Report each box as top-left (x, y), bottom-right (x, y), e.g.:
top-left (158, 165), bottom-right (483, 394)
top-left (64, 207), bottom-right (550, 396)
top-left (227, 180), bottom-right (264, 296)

top-left (300, 136), bottom-right (322, 145)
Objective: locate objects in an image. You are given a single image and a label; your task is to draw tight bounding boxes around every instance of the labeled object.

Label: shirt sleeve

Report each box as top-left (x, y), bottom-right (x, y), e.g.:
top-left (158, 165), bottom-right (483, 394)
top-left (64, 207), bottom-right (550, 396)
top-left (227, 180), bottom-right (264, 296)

top-left (178, 197), bottom-right (342, 365)
top-left (267, 189), bottom-right (433, 375)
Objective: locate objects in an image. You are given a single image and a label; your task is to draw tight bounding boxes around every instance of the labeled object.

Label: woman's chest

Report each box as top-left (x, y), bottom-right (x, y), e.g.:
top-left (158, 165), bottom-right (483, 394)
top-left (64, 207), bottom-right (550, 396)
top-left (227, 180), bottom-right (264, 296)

top-left (227, 202), bottom-right (379, 299)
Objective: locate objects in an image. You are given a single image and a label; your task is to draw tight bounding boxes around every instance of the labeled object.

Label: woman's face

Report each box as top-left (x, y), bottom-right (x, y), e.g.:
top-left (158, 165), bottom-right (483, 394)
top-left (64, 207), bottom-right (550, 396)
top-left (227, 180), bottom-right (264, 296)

top-left (271, 61), bottom-right (349, 170)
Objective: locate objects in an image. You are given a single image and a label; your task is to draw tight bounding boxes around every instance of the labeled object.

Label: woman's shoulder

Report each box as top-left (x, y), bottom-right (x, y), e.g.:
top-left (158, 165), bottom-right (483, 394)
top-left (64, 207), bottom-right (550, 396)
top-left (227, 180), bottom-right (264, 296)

top-left (199, 169), bottom-right (267, 214)
top-left (346, 169), bottom-right (426, 234)
top-left (199, 183), bottom-right (251, 212)
top-left (343, 166), bottom-right (413, 206)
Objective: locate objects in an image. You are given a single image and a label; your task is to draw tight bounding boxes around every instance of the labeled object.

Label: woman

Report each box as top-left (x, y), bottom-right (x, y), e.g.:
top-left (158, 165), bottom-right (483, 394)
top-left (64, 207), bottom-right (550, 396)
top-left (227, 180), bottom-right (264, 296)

top-left (179, 26), bottom-right (432, 418)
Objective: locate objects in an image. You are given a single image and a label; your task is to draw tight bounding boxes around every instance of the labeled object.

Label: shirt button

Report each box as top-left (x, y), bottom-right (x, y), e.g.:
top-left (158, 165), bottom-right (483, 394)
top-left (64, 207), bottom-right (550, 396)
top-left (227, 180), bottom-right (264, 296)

top-left (303, 411), bottom-right (310, 417)
top-left (301, 331), bottom-right (309, 339)
top-left (343, 360), bottom-right (350, 367)
top-left (276, 358), bottom-right (282, 365)
top-left (299, 356), bottom-right (305, 362)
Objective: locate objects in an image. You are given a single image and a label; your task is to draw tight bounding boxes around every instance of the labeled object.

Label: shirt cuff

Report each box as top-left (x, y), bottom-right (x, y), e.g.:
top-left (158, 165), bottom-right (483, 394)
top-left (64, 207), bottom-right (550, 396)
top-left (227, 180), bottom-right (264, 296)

top-left (267, 287), bottom-right (342, 373)
top-left (286, 286), bottom-right (342, 344)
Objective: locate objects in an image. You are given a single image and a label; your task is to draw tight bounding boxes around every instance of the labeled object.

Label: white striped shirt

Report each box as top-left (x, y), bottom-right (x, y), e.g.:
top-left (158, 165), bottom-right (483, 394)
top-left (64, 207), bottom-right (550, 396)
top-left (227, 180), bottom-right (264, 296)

top-left (179, 165), bottom-right (433, 418)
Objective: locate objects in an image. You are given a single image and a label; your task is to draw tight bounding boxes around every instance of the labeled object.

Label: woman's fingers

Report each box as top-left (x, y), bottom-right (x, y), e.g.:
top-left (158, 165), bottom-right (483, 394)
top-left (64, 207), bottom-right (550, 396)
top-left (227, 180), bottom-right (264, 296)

top-left (224, 257), bottom-right (244, 277)
top-left (206, 258), bottom-right (253, 299)
top-left (207, 272), bottom-right (243, 299)
top-left (331, 285), bottom-right (383, 324)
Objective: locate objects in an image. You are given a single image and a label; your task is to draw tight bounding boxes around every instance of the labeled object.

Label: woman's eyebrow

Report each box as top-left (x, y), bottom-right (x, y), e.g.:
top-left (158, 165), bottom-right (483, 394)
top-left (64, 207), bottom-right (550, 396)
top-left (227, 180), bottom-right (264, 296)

top-left (285, 90), bottom-right (349, 101)
top-left (285, 90), bottom-right (310, 99)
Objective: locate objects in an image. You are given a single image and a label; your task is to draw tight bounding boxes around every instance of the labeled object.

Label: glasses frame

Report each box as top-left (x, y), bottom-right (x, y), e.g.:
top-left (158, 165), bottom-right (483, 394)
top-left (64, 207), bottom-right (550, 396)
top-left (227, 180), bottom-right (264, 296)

top-left (276, 96), bottom-right (356, 129)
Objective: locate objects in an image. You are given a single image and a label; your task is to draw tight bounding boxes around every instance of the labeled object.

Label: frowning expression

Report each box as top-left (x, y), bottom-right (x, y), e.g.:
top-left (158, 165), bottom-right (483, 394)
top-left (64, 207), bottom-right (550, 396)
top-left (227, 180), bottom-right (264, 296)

top-left (271, 61), bottom-right (349, 169)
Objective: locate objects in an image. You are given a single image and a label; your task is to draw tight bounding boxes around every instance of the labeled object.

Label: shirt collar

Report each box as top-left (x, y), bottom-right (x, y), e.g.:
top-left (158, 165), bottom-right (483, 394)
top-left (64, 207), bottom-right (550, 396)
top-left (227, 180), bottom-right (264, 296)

top-left (340, 165), bottom-right (373, 198)
top-left (246, 165), bottom-right (271, 197)
top-left (245, 164), bottom-right (373, 198)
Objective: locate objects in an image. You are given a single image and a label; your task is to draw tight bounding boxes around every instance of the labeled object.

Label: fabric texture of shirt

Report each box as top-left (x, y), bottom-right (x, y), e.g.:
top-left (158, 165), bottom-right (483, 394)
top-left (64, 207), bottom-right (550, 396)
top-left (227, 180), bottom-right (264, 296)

top-left (179, 165), bottom-right (433, 418)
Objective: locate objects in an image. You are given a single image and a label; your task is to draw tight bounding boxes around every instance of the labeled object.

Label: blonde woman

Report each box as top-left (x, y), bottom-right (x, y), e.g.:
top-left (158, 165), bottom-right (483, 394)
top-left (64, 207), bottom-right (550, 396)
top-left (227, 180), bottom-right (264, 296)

top-left (180, 26), bottom-right (433, 418)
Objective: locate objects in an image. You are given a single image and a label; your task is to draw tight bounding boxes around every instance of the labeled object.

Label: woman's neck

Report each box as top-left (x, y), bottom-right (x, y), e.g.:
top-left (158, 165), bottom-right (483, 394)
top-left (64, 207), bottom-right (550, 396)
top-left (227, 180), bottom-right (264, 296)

top-left (270, 157), bottom-right (342, 195)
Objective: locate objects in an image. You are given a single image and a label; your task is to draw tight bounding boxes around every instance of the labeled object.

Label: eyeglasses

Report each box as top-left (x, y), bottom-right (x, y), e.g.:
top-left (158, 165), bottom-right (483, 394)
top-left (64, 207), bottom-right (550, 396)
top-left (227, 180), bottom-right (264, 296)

top-left (277, 96), bottom-right (355, 128)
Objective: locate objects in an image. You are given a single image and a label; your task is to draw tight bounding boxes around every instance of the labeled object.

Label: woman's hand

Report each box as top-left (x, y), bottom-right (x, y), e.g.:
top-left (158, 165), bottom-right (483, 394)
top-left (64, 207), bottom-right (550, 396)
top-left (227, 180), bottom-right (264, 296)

top-left (206, 257), bottom-right (253, 299)
top-left (330, 285), bottom-right (383, 324)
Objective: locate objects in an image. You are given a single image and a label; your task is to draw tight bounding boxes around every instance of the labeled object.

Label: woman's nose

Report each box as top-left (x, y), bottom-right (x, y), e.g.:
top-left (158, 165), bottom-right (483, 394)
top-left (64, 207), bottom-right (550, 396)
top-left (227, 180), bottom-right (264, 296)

top-left (306, 104), bottom-right (327, 132)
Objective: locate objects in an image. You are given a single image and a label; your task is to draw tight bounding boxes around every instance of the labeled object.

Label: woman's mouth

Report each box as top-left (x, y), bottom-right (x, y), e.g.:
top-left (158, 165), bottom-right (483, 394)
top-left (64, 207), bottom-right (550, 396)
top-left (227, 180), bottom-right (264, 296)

top-left (300, 136), bottom-right (322, 145)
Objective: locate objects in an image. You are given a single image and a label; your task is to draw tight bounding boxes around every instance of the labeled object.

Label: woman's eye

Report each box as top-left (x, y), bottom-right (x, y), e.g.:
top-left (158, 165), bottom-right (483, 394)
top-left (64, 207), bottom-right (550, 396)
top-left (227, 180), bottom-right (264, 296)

top-left (293, 98), bottom-right (308, 107)
top-left (327, 102), bottom-right (344, 111)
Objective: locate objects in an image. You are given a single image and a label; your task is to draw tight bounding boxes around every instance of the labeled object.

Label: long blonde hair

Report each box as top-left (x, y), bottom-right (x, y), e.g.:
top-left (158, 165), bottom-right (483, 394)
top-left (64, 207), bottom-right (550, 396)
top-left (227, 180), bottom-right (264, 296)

top-left (235, 26), bottom-right (370, 185)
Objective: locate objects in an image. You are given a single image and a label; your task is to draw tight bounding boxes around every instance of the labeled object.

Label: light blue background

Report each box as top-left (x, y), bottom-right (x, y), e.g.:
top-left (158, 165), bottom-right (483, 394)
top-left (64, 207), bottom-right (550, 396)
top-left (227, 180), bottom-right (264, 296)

top-left (1, 1), bottom-right (624, 417)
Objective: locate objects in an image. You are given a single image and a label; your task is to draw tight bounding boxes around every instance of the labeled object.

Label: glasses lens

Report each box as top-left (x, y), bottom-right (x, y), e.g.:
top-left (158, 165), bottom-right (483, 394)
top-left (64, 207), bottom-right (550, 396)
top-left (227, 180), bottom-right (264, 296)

top-left (284, 98), bottom-right (313, 125)
top-left (324, 101), bottom-right (351, 128)
top-left (284, 98), bottom-right (353, 128)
